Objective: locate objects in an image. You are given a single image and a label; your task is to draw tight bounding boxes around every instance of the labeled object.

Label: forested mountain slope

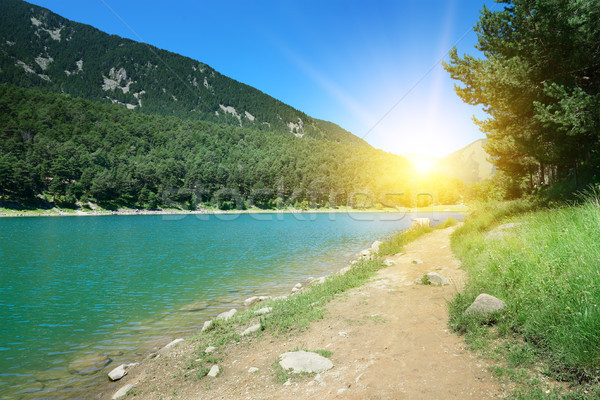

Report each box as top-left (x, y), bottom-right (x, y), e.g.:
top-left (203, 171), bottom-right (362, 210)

top-left (0, 0), bottom-right (364, 145)
top-left (0, 85), bottom-right (412, 209)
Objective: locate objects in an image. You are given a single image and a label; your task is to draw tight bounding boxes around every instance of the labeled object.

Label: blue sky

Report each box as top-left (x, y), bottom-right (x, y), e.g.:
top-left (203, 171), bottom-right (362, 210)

top-left (27, 0), bottom-right (494, 158)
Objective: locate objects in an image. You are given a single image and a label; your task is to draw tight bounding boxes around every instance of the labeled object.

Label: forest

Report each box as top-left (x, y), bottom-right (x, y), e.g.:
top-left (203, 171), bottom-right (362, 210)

top-left (0, 84), bottom-right (464, 210)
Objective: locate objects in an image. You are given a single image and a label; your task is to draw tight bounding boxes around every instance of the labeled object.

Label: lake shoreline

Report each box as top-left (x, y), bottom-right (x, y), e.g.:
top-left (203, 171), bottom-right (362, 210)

top-left (0, 204), bottom-right (468, 218)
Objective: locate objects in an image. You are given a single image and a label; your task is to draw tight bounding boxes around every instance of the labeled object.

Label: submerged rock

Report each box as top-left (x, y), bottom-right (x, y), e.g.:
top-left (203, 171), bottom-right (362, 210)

top-left (68, 353), bottom-right (111, 375)
top-left (278, 351), bottom-right (334, 374)
top-left (464, 294), bottom-right (506, 316)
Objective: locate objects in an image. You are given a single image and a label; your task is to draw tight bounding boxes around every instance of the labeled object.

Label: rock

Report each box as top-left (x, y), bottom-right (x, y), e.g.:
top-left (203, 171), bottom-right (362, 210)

top-left (291, 287), bottom-right (300, 293)
top-left (112, 383), bottom-right (134, 399)
top-left (207, 365), bottom-right (220, 377)
top-left (244, 296), bottom-right (259, 307)
top-left (383, 259), bottom-right (395, 266)
top-left (350, 260), bottom-right (358, 265)
top-left (360, 249), bottom-right (372, 259)
top-left (254, 307), bottom-right (272, 315)
top-left (68, 353), bottom-right (111, 375)
top-left (464, 294), bottom-right (506, 316)
top-left (248, 367), bottom-right (259, 373)
top-left (311, 277), bottom-right (326, 285)
top-left (204, 346), bottom-right (216, 354)
top-left (258, 295), bottom-right (271, 301)
top-left (241, 323), bottom-right (261, 336)
top-left (216, 309), bottom-right (237, 321)
top-left (412, 218), bottom-right (430, 228)
top-left (338, 266), bottom-right (351, 275)
top-left (412, 259), bottom-right (424, 264)
top-left (371, 240), bottom-right (383, 253)
top-left (294, 283), bottom-right (303, 289)
top-left (161, 338), bottom-right (184, 352)
top-left (338, 331), bottom-right (349, 338)
top-left (425, 272), bottom-right (449, 286)
top-left (278, 351), bottom-right (334, 374)
top-left (201, 320), bottom-right (213, 332)
top-left (108, 363), bottom-right (138, 381)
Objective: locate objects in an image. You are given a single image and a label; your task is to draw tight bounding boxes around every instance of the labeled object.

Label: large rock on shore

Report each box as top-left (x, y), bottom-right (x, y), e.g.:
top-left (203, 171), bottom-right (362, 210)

top-left (278, 351), bottom-right (334, 374)
top-left (112, 383), bottom-right (134, 399)
top-left (371, 240), bottom-right (383, 253)
top-left (464, 294), bottom-right (506, 316)
top-left (108, 363), bottom-right (138, 381)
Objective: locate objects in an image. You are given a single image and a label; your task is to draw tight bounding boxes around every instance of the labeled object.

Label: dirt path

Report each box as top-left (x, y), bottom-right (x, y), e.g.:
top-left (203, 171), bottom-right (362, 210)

top-left (115, 226), bottom-right (504, 399)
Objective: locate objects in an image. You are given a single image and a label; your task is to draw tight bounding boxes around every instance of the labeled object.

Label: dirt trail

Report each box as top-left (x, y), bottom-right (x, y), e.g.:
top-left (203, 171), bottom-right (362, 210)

top-left (116, 226), bottom-right (504, 400)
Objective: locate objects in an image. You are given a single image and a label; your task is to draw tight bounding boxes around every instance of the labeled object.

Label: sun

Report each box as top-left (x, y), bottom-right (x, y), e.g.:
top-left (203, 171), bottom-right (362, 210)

top-left (413, 158), bottom-right (435, 175)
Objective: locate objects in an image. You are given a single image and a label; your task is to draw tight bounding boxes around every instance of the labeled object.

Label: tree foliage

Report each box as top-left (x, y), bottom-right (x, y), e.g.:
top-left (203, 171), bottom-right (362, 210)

top-left (444, 0), bottom-right (600, 192)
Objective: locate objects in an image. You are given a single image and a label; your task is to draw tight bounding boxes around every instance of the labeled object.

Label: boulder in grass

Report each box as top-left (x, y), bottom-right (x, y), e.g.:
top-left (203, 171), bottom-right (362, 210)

top-left (241, 323), bottom-right (261, 336)
top-left (464, 294), bottom-right (506, 317)
top-left (278, 351), bottom-right (333, 374)
top-left (201, 320), bottom-right (213, 332)
top-left (244, 296), bottom-right (259, 307)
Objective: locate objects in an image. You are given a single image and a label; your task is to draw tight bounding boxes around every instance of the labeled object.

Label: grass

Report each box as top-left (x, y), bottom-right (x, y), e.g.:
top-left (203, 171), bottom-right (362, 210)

top-left (449, 195), bottom-right (600, 397)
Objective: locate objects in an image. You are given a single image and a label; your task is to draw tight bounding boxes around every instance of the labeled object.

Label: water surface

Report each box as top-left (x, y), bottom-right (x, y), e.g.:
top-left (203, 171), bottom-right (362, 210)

top-left (0, 211), bottom-right (462, 399)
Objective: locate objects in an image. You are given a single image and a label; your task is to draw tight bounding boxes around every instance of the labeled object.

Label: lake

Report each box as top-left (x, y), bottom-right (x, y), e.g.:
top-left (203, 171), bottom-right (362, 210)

top-left (0, 211), bottom-right (463, 399)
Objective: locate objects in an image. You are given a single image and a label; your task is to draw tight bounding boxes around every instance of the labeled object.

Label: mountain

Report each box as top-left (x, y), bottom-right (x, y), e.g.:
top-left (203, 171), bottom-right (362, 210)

top-left (437, 139), bottom-right (495, 183)
top-left (0, 0), bottom-right (364, 145)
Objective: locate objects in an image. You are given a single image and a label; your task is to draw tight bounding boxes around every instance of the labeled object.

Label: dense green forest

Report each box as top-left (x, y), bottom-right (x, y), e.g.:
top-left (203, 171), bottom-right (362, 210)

top-left (1, 84), bottom-right (460, 209)
top-left (0, 0), bottom-right (364, 145)
top-left (444, 0), bottom-right (600, 198)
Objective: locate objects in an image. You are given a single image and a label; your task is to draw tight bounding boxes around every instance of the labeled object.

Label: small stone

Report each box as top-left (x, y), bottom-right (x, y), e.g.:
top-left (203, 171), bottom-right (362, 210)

top-left (241, 323), bottom-right (261, 336)
top-left (464, 294), bottom-right (506, 317)
top-left (283, 379), bottom-right (291, 386)
top-left (371, 240), bottom-right (383, 253)
top-left (162, 338), bottom-right (184, 351)
top-left (201, 320), bottom-right (213, 332)
top-left (108, 363), bottom-right (138, 381)
top-left (254, 307), bottom-right (272, 315)
top-left (338, 266), bottom-right (351, 275)
top-left (338, 388), bottom-right (348, 394)
top-left (248, 367), bottom-right (259, 373)
top-left (216, 309), bottom-right (237, 321)
top-left (112, 383), bottom-right (134, 400)
top-left (205, 346), bottom-right (216, 354)
top-left (244, 296), bottom-right (259, 307)
top-left (383, 259), bottom-right (395, 266)
top-left (338, 331), bottom-right (349, 338)
top-left (425, 272), bottom-right (449, 286)
top-left (412, 259), bottom-right (423, 264)
top-left (207, 365), bottom-right (220, 377)
top-left (278, 351), bottom-right (334, 374)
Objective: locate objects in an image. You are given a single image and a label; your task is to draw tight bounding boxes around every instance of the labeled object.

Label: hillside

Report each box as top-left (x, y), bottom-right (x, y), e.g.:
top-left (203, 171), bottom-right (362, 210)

top-left (437, 139), bottom-right (495, 184)
top-left (0, 0), bottom-right (364, 145)
top-left (0, 84), bottom-right (412, 209)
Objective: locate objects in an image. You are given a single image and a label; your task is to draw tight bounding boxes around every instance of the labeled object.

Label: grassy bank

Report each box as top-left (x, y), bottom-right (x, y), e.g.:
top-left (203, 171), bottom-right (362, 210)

top-left (449, 196), bottom-right (600, 398)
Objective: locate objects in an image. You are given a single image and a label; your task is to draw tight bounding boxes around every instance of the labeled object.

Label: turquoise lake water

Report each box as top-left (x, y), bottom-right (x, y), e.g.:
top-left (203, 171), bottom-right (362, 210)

top-left (0, 211), bottom-right (463, 399)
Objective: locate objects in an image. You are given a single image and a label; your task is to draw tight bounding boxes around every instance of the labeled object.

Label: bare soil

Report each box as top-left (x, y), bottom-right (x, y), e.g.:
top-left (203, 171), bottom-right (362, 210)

top-left (106, 226), bottom-right (505, 400)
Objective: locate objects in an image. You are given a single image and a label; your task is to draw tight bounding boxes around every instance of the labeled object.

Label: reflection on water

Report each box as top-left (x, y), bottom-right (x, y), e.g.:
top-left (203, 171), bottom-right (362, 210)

top-left (0, 211), bottom-right (463, 399)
